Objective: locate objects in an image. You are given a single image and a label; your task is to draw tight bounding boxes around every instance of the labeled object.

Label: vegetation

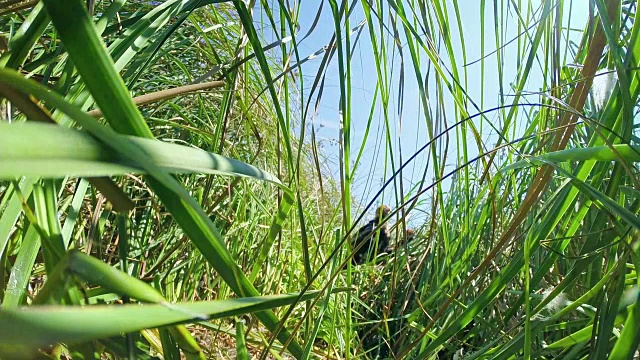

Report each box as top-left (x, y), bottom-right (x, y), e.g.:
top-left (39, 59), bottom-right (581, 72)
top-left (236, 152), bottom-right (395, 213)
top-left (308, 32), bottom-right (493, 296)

top-left (0, 0), bottom-right (639, 359)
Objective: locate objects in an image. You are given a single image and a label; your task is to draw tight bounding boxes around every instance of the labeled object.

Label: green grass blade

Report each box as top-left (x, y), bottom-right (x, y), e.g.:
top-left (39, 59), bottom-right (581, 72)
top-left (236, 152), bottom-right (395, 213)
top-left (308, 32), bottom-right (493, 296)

top-left (0, 122), bottom-right (282, 186)
top-left (2, 224), bottom-right (40, 308)
top-left (504, 145), bottom-right (640, 171)
top-left (0, 291), bottom-right (320, 349)
top-left (0, 178), bottom-right (35, 259)
top-left (235, 318), bottom-right (250, 360)
top-left (1, 2), bottom-right (49, 69)
top-left (59, 179), bottom-right (89, 248)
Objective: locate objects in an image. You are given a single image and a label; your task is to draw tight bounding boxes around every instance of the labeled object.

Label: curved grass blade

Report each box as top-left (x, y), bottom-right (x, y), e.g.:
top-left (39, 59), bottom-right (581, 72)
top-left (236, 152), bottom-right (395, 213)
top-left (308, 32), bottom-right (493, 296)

top-left (0, 291), bottom-right (320, 349)
top-left (545, 314), bottom-right (624, 350)
top-left (504, 145), bottom-right (640, 172)
top-left (0, 122), bottom-right (282, 186)
top-left (608, 297), bottom-right (640, 359)
top-left (39, 249), bottom-right (205, 358)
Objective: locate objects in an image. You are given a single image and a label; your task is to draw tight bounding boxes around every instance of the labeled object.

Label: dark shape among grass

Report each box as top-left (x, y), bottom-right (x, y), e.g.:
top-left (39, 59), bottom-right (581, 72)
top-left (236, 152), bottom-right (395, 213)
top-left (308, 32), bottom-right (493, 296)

top-left (352, 205), bottom-right (391, 265)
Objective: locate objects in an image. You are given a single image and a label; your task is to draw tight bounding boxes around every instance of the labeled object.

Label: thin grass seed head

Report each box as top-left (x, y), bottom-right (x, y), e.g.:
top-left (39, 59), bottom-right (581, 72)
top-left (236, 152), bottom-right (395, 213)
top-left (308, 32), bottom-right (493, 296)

top-left (533, 288), bottom-right (568, 320)
top-left (543, 288), bottom-right (567, 314)
top-left (592, 69), bottom-right (618, 110)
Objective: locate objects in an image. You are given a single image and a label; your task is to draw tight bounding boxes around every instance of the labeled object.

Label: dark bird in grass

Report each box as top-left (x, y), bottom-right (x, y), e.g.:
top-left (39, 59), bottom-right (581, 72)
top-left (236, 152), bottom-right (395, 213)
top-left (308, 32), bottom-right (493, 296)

top-left (352, 205), bottom-right (391, 265)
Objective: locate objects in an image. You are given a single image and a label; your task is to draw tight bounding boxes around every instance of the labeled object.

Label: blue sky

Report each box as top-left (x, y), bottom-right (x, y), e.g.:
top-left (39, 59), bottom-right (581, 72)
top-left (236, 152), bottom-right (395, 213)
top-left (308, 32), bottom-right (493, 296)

top-left (260, 1), bottom-right (590, 223)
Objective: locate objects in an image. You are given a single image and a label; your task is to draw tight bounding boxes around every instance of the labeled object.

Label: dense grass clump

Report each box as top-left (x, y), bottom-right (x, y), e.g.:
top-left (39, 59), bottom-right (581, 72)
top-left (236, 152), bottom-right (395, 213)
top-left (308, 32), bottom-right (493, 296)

top-left (1, 0), bottom-right (640, 359)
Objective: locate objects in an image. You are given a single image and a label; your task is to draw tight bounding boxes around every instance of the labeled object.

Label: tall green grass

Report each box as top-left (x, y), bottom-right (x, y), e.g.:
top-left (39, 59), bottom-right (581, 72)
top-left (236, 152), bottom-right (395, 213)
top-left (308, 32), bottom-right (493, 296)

top-left (1, 0), bottom-right (639, 359)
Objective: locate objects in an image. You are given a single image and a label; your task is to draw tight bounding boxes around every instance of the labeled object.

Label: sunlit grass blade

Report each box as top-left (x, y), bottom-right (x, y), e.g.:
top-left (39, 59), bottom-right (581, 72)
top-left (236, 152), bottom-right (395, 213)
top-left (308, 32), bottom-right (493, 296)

top-left (2, 224), bottom-right (40, 308)
top-left (0, 291), bottom-right (320, 349)
top-left (0, 122), bottom-right (282, 185)
top-left (504, 144), bottom-right (640, 171)
top-left (0, 178), bottom-right (35, 258)
top-left (0, 2), bottom-right (48, 69)
top-left (608, 298), bottom-right (640, 359)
